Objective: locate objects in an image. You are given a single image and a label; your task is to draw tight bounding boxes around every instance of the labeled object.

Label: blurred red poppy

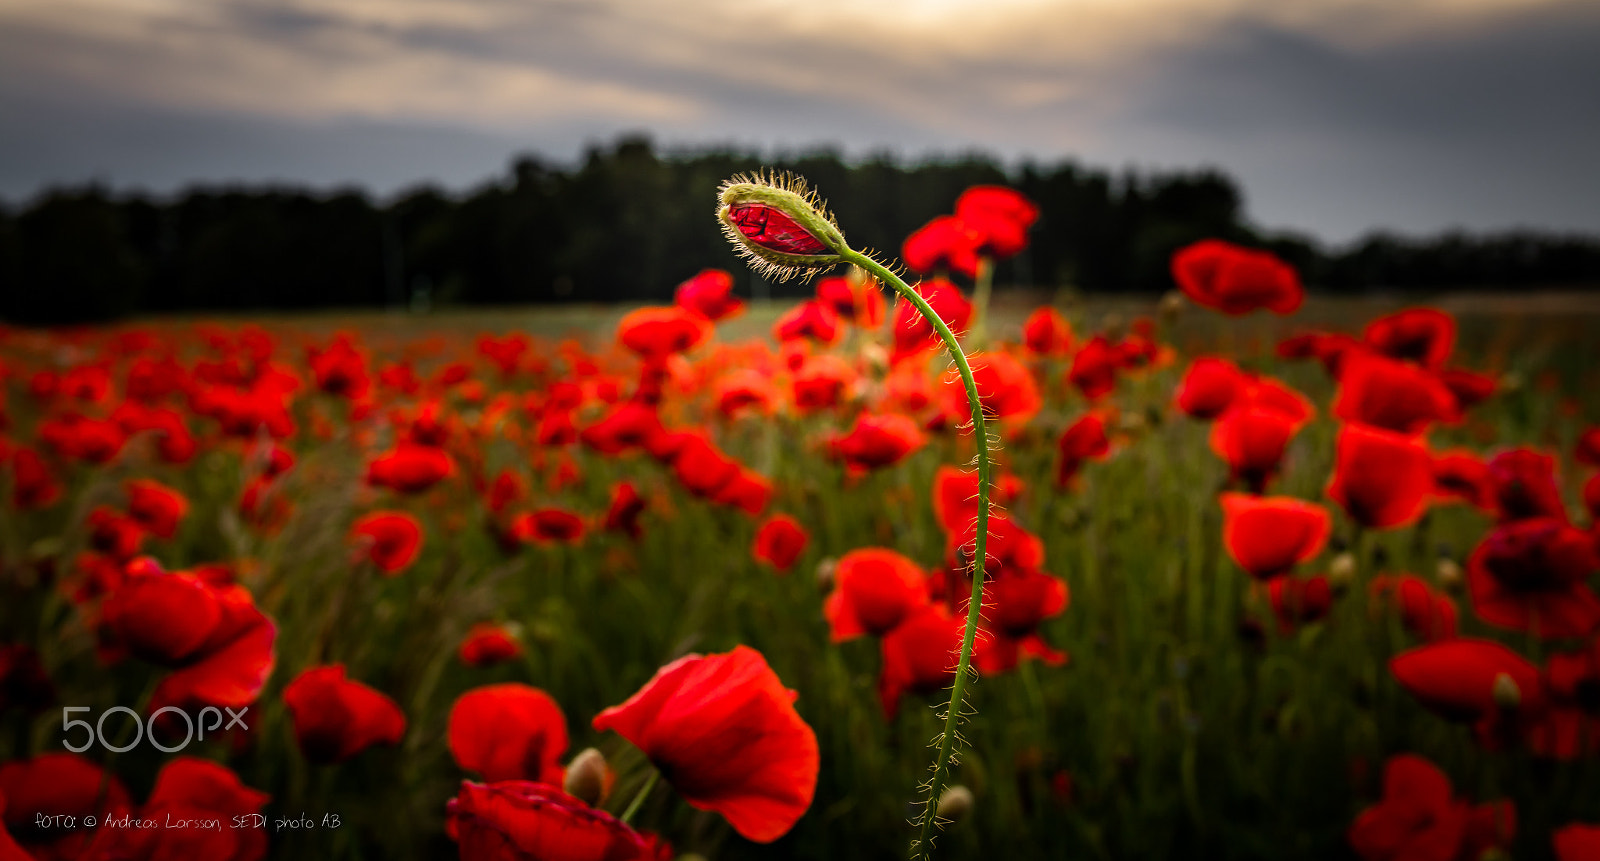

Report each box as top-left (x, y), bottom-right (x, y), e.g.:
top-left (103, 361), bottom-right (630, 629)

top-left (85, 757), bottom-right (270, 861)
top-left (1466, 518), bottom-right (1600, 639)
top-left (713, 369), bottom-right (777, 418)
top-left (603, 482), bottom-right (647, 540)
top-left (1022, 307), bottom-right (1073, 356)
top-left (1554, 824), bottom-right (1600, 861)
top-left (1056, 412), bottom-right (1110, 488)
top-left (1431, 451), bottom-right (1495, 511)
top-left (890, 279), bottom-right (972, 363)
top-left (878, 605), bottom-right (968, 720)
top-left (617, 307), bottom-right (712, 361)
top-left (449, 684), bottom-right (568, 785)
top-left (459, 623), bottom-right (523, 668)
top-left (1362, 307), bottom-right (1456, 369)
top-left (903, 216), bottom-right (982, 279)
top-left (283, 665), bottom-right (406, 765)
top-left (1175, 357), bottom-right (1247, 420)
top-left (826, 413), bottom-right (925, 474)
top-left (1170, 239), bottom-right (1303, 316)
top-left (1485, 448), bottom-right (1567, 523)
top-left (791, 355), bottom-right (856, 411)
top-left (0, 753), bottom-right (130, 860)
top-left (825, 548), bottom-right (931, 642)
top-left (941, 351), bottom-right (1042, 426)
top-left (10, 447), bottom-right (60, 509)
top-left (1347, 753), bottom-right (1512, 861)
top-left (446, 780), bottom-right (663, 861)
top-left (1390, 638), bottom-right (1546, 726)
top-left (772, 300), bottom-right (840, 345)
top-left (1220, 492), bottom-right (1331, 580)
top-left (1067, 336), bottom-right (1119, 401)
top-left (1333, 352), bottom-right (1459, 435)
top-left (1369, 575), bottom-right (1458, 642)
top-left (1328, 423), bottom-right (1434, 530)
top-left (969, 568), bottom-right (1069, 673)
top-left (367, 443), bottom-right (456, 494)
top-left (675, 269), bottom-right (744, 322)
top-left (125, 479), bottom-right (188, 539)
top-left (1577, 428), bottom-right (1600, 467)
top-left (1210, 405), bottom-right (1302, 492)
top-left (954, 186), bottom-right (1038, 258)
top-left (752, 514), bottom-right (808, 573)
top-left (1267, 575), bottom-right (1333, 632)
top-left (511, 509), bottom-right (587, 545)
top-left (591, 646), bottom-right (818, 844)
top-left (931, 466), bottom-right (1024, 534)
top-left (350, 511), bottom-right (424, 574)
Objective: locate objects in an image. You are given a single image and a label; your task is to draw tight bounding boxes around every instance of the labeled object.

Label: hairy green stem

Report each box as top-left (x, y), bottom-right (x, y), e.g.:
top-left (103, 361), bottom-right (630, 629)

top-left (840, 249), bottom-right (991, 860)
top-left (620, 768), bottom-right (660, 826)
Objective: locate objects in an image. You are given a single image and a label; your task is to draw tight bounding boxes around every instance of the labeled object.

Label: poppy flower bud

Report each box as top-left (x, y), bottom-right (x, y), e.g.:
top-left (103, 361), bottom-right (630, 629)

top-left (815, 557), bottom-right (837, 594)
top-left (1158, 290), bottom-right (1185, 321)
top-left (563, 747), bottom-right (609, 807)
top-left (1492, 672), bottom-right (1521, 711)
top-left (1435, 557), bottom-right (1463, 588)
top-left (718, 173), bottom-right (846, 282)
top-left (936, 785), bottom-right (974, 823)
top-left (1328, 552), bottom-right (1357, 590)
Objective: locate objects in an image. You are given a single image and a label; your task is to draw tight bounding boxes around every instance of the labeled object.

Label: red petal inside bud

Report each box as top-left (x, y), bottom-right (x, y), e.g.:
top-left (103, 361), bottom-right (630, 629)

top-left (728, 203), bottom-right (829, 255)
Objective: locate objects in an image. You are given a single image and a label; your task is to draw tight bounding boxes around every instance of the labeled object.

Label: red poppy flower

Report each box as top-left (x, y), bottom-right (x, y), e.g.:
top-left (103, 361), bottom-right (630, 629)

top-left (1584, 473), bottom-right (1600, 522)
top-left (1267, 575), bottom-right (1334, 632)
top-left (710, 467), bottom-right (772, 517)
top-left (752, 515), bottom-right (808, 573)
top-left (124, 479), bottom-right (189, 539)
top-left (1174, 357), bottom-right (1247, 419)
top-left (791, 355), bottom-right (856, 411)
top-left (1347, 754), bottom-right (1508, 861)
top-left (1555, 824), bottom-right (1600, 861)
top-left (943, 512), bottom-right (1047, 574)
top-left (1362, 308), bottom-right (1456, 369)
top-left (101, 569), bottom-right (276, 711)
top-left (969, 568), bottom-right (1069, 673)
top-left (1333, 352), bottom-right (1459, 435)
top-left (713, 370), bottom-right (777, 418)
top-left (1576, 428), bottom-right (1600, 468)
top-left (459, 623), bottom-right (522, 668)
top-left (878, 605), bottom-right (967, 720)
top-left (448, 684), bottom-right (568, 785)
top-left (511, 509), bottom-right (587, 545)
top-left (477, 333), bottom-right (530, 377)
top-left (1431, 451), bottom-right (1495, 510)
top-left (581, 403), bottom-right (666, 455)
top-left (88, 507), bottom-right (146, 561)
top-left (1390, 639), bottom-right (1546, 724)
top-left (675, 269), bottom-right (744, 322)
top-left (902, 216), bottom-right (982, 279)
top-left (447, 780), bottom-right (661, 861)
top-left (668, 432), bottom-right (742, 497)
top-left (487, 470), bottom-right (525, 516)
top-left (1220, 492), bottom-right (1331, 580)
top-left (350, 511), bottom-right (424, 574)
top-left (1437, 368), bottom-right (1498, 411)
top-left (890, 279), bottom-right (972, 363)
top-left (1210, 405), bottom-right (1302, 492)
top-left (814, 274), bottom-right (884, 328)
top-left (1370, 575), bottom-right (1459, 642)
top-left (826, 413), bottom-right (925, 474)
top-left (931, 466), bottom-right (1024, 534)
top-left (86, 757), bottom-right (271, 861)
top-left (1022, 307), bottom-right (1073, 356)
top-left (954, 186), bottom-right (1039, 258)
top-left (10, 447), bottom-right (60, 509)
top-left (1170, 239), bottom-right (1303, 316)
top-left (1326, 423), bottom-right (1432, 530)
top-left (592, 646), bottom-right (819, 844)
top-left (1067, 336), bottom-right (1119, 400)
top-left (617, 307), bottom-right (712, 360)
top-left (1485, 448), bottom-right (1567, 523)
top-left (308, 335), bottom-right (370, 399)
top-left (1056, 412), bottom-right (1110, 488)
top-left (39, 414), bottom-right (126, 463)
top-left (824, 548), bottom-right (931, 641)
top-left (0, 753), bottom-right (131, 860)
top-left (367, 443), bottom-right (456, 494)
top-left (772, 300), bottom-right (840, 345)
top-left (1466, 518), bottom-right (1600, 639)
top-left (603, 482), bottom-right (647, 540)
top-left (283, 665), bottom-right (406, 765)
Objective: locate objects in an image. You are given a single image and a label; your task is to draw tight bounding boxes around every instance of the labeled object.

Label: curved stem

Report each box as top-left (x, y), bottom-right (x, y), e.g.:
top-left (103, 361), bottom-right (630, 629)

top-left (841, 249), bottom-right (991, 860)
top-left (620, 768), bottom-right (660, 826)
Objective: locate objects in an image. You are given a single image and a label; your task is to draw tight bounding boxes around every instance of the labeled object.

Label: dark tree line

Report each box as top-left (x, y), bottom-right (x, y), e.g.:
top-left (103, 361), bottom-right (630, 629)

top-left (2, 135), bottom-right (1598, 324)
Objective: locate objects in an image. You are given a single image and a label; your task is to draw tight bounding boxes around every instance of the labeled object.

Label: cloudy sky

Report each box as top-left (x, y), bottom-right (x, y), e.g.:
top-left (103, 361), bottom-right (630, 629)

top-left (1, 0), bottom-right (1596, 244)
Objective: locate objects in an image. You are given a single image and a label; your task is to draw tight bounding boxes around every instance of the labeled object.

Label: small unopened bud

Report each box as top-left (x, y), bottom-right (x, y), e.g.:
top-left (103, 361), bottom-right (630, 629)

top-left (718, 172), bottom-right (846, 283)
top-left (1499, 372), bottom-right (1523, 393)
top-left (1158, 290), bottom-right (1185, 320)
top-left (1491, 673), bottom-right (1521, 711)
top-left (563, 748), bottom-right (609, 807)
top-left (936, 785), bottom-right (974, 823)
top-left (1435, 558), bottom-right (1463, 588)
top-left (1327, 552), bottom-right (1357, 589)
top-left (859, 342), bottom-right (889, 376)
top-left (815, 557), bottom-right (838, 593)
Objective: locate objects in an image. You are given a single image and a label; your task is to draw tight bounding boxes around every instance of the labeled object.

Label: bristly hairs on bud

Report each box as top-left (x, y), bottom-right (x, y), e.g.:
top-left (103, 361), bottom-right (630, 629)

top-left (717, 171), bottom-right (847, 283)
top-left (718, 170), bottom-right (994, 861)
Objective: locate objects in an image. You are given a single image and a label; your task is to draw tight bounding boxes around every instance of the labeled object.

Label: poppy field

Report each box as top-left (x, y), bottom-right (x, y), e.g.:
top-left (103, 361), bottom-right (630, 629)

top-left (2, 177), bottom-right (1600, 861)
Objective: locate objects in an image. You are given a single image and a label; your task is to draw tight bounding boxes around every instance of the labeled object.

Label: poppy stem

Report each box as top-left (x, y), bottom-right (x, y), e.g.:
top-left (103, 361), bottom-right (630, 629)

top-left (619, 768), bottom-right (660, 826)
top-left (839, 249), bottom-right (991, 861)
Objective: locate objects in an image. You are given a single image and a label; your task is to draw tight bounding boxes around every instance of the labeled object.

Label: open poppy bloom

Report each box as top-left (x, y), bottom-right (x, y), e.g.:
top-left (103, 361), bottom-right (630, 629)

top-left (447, 780), bottom-right (665, 861)
top-left (449, 684), bottom-right (569, 785)
top-left (1555, 824), bottom-right (1600, 861)
top-left (1170, 239), bottom-right (1303, 316)
top-left (931, 465), bottom-right (1024, 534)
top-left (1220, 493), bottom-right (1331, 580)
top-left (84, 757), bottom-right (270, 861)
top-left (752, 514), bottom-right (808, 573)
top-left (1266, 575), bottom-right (1333, 632)
top-left (1485, 448), bottom-right (1567, 523)
top-left (877, 605), bottom-right (969, 720)
top-left (815, 274), bottom-right (884, 327)
top-left (592, 646), bottom-right (818, 844)
top-left (1347, 753), bottom-right (1514, 861)
top-left (510, 508), bottom-right (587, 545)
top-left (1333, 352), bottom-right (1459, 435)
top-left (125, 478), bottom-right (189, 539)
top-left (616, 307), bottom-right (712, 360)
top-left (1174, 357), bottom-right (1248, 420)
top-left (1369, 575), bottom-right (1458, 642)
top-left (824, 548), bottom-right (931, 641)
top-left (367, 443), bottom-right (456, 494)
top-left (1390, 639), bottom-right (1547, 725)
top-left (1021, 307), bottom-right (1073, 356)
top-left (967, 568), bottom-right (1069, 673)
top-left (954, 185), bottom-right (1039, 258)
top-left (283, 665), bottom-right (406, 765)
top-left (1057, 412), bottom-right (1110, 488)
top-left (1327, 423), bottom-right (1434, 530)
top-left (772, 300), bottom-right (840, 345)
top-left (825, 413), bottom-right (925, 474)
top-left (1210, 405), bottom-right (1303, 492)
top-left (603, 482), bottom-right (647, 540)
top-left (459, 622), bottom-right (523, 668)
top-left (1431, 451), bottom-right (1495, 510)
top-left (791, 355), bottom-right (856, 411)
top-left (1466, 518), bottom-right (1600, 639)
top-left (1361, 307), bottom-right (1456, 369)
top-left (889, 279), bottom-right (972, 363)
top-left (349, 511), bottom-right (424, 574)
top-left (675, 269), bottom-right (744, 322)
top-left (902, 215), bottom-right (983, 279)
top-left (0, 753), bottom-right (132, 860)
top-left (1067, 336), bottom-right (1119, 401)
top-left (940, 351), bottom-right (1042, 426)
